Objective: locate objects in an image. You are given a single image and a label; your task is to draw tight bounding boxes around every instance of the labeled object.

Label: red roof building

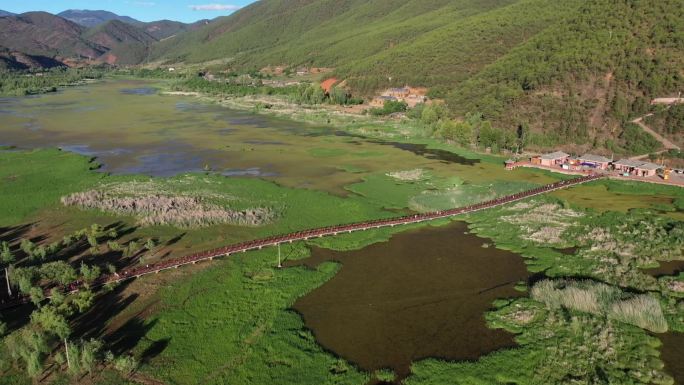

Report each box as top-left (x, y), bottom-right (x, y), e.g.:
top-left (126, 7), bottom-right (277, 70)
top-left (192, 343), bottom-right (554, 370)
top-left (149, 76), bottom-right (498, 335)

top-left (320, 78), bottom-right (338, 94)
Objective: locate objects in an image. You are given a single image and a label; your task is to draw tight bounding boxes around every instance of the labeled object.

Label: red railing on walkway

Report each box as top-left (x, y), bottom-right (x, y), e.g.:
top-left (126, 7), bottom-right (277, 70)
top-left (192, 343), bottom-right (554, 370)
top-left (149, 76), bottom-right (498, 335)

top-left (1, 174), bottom-right (604, 309)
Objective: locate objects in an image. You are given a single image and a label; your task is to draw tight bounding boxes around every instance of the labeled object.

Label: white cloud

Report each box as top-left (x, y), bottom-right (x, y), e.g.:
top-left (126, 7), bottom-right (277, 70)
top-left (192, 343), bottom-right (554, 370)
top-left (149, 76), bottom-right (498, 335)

top-left (189, 4), bottom-right (241, 11)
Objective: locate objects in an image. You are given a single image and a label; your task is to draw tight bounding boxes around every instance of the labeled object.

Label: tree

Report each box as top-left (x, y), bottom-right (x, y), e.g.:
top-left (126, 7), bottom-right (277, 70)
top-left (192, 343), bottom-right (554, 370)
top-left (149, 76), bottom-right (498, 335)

top-left (108, 353), bottom-right (138, 375)
top-left (329, 86), bottom-right (349, 105)
top-left (29, 287), bottom-right (45, 306)
top-left (31, 246), bottom-right (47, 261)
top-left (80, 263), bottom-right (100, 284)
top-left (20, 239), bottom-right (35, 256)
top-left (62, 234), bottom-right (75, 247)
top-left (517, 123), bottom-right (529, 153)
top-left (31, 305), bottom-right (70, 340)
top-left (420, 103), bottom-right (448, 126)
top-left (12, 268), bottom-right (38, 295)
top-left (49, 288), bottom-right (66, 307)
top-left (39, 261), bottom-right (77, 285)
top-left (0, 241), bottom-right (13, 264)
top-left (79, 339), bottom-right (103, 374)
top-left (71, 289), bottom-right (94, 313)
top-left (1, 242), bottom-right (14, 296)
top-left (145, 238), bottom-right (158, 251)
top-left (5, 328), bottom-right (50, 378)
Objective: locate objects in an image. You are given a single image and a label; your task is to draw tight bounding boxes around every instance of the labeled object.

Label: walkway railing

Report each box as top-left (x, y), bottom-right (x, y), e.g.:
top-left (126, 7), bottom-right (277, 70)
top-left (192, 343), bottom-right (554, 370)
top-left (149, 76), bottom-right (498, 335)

top-left (1, 174), bottom-right (604, 309)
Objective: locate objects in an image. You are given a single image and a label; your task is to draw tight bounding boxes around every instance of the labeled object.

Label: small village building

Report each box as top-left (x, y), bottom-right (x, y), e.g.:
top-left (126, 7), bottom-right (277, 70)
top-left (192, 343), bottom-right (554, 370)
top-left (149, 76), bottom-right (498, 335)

top-left (370, 95), bottom-right (398, 107)
top-left (613, 159), bottom-right (661, 177)
top-left (388, 87), bottom-right (410, 98)
top-left (613, 159), bottom-right (643, 175)
top-left (634, 162), bottom-right (661, 177)
top-left (578, 154), bottom-right (611, 170)
top-left (505, 159), bottom-right (517, 170)
top-left (538, 151), bottom-right (570, 167)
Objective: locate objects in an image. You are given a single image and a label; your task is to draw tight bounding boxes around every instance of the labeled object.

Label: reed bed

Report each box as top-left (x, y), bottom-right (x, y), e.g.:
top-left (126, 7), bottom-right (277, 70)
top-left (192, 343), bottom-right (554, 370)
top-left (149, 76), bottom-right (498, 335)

top-left (61, 190), bottom-right (273, 228)
top-left (531, 279), bottom-right (668, 333)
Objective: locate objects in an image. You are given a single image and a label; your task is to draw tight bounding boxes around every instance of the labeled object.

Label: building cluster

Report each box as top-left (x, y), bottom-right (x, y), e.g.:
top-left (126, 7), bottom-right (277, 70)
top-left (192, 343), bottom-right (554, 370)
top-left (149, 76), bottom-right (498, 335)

top-left (370, 86), bottom-right (428, 108)
top-left (526, 151), bottom-right (663, 177)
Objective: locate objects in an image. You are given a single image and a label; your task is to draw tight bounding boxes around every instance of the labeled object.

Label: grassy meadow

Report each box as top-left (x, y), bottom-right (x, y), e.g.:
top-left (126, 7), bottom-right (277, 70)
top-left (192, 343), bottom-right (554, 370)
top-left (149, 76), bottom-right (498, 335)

top-left (1, 79), bottom-right (684, 385)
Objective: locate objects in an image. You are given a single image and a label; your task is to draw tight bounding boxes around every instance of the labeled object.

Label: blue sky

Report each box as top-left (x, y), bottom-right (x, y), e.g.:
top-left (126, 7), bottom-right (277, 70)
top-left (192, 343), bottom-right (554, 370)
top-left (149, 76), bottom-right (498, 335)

top-left (1, 0), bottom-right (257, 23)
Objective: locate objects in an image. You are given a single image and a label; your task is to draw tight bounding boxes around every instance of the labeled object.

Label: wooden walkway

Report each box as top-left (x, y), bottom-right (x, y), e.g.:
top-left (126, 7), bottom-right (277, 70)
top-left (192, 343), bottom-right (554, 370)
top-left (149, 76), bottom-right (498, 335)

top-left (1, 174), bottom-right (604, 310)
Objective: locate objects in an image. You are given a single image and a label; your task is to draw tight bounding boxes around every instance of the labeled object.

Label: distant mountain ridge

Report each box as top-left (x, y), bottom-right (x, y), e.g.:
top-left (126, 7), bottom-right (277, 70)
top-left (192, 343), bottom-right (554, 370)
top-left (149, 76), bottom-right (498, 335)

top-left (0, 12), bottom-right (105, 60)
top-left (0, 9), bottom-right (210, 67)
top-left (58, 9), bottom-right (199, 40)
top-left (0, 10), bottom-right (14, 17)
top-left (58, 9), bottom-right (140, 28)
top-left (0, 11), bottom-right (163, 67)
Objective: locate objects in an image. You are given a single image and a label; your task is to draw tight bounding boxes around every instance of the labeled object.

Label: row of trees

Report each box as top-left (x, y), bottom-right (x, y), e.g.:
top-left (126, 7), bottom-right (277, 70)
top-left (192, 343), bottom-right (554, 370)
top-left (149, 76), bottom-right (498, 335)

top-left (290, 84), bottom-right (363, 106)
top-left (0, 223), bottom-right (160, 379)
top-left (0, 67), bottom-right (107, 96)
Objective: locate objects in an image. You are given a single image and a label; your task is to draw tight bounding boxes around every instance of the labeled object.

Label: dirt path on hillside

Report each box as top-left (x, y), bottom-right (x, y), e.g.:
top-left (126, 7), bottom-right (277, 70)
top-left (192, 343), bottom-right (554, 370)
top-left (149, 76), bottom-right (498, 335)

top-left (628, 99), bottom-right (682, 160)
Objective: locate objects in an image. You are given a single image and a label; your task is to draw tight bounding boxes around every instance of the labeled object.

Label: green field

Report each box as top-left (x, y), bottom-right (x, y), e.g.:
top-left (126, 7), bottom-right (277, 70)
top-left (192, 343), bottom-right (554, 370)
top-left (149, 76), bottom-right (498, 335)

top-left (2, 79), bottom-right (684, 385)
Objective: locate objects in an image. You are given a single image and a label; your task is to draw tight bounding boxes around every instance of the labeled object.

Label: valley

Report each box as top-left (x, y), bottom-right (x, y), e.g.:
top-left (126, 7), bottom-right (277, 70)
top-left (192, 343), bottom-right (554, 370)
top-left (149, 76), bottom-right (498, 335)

top-left (1, 1), bottom-right (684, 385)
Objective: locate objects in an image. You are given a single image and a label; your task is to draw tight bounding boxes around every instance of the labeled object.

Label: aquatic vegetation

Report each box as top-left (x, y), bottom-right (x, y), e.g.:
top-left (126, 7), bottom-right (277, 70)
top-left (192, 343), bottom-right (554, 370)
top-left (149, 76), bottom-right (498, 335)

top-left (501, 201), bottom-right (583, 245)
top-left (531, 279), bottom-right (668, 333)
top-left (407, 297), bottom-right (673, 385)
top-left (61, 189), bottom-right (274, 228)
top-left (386, 169), bottom-right (425, 181)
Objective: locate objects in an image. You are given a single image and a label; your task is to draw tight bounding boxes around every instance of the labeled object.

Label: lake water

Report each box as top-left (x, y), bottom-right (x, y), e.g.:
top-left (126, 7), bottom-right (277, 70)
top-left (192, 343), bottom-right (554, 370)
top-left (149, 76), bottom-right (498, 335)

top-left (660, 332), bottom-right (684, 385)
top-left (286, 221), bottom-right (530, 379)
top-left (1, 79), bottom-right (525, 196)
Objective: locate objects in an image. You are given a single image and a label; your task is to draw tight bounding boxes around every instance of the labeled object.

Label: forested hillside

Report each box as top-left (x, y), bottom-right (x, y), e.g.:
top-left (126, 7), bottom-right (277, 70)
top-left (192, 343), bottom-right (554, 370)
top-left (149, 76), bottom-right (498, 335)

top-left (447, 0), bottom-right (684, 148)
top-left (0, 12), bottom-right (104, 60)
top-left (152, 0), bottom-right (684, 150)
top-left (83, 20), bottom-right (156, 64)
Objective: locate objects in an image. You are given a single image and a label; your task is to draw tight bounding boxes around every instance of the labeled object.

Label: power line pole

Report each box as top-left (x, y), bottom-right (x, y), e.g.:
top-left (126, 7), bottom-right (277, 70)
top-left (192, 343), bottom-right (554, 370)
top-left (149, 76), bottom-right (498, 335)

top-left (4, 267), bottom-right (11, 297)
top-left (277, 243), bottom-right (282, 269)
top-left (64, 338), bottom-right (71, 370)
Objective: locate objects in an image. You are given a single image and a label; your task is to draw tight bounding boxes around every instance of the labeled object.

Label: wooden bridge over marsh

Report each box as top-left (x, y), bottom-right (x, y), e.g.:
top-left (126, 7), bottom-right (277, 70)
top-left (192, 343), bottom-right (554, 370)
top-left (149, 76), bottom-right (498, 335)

top-left (2, 174), bottom-right (604, 310)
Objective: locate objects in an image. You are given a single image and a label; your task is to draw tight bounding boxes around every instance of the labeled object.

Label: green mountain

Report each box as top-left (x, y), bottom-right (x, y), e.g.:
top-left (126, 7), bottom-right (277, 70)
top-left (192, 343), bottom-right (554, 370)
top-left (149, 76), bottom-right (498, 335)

top-left (82, 20), bottom-right (156, 64)
top-left (152, 0), bottom-right (684, 147)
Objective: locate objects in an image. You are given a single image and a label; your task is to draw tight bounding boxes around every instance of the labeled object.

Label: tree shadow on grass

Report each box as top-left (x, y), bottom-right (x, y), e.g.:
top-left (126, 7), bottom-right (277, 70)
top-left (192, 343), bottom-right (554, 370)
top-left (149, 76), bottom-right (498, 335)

top-left (166, 233), bottom-right (186, 247)
top-left (70, 278), bottom-right (170, 361)
top-left (139, 337), bottom-right (171, 364)
top-left (107, 317), bottom-right (164, 360)
top-left (72, 279), bottom-right (138, 339)
top-left (0, 223), bottom-right (34, 244)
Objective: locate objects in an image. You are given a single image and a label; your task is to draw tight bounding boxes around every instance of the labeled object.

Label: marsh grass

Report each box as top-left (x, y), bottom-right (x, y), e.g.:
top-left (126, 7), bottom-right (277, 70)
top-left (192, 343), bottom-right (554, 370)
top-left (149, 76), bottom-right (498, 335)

top-left (374, 368), bottom-right (396, 382)
top-left (61, 189), bottom-right (274, 228)
top-left (531, 279), bottom-right (668, 333)
top-left (406, 296), bottom-right (673, 385)
top-left (611, 295), bottom-right (669, 333)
